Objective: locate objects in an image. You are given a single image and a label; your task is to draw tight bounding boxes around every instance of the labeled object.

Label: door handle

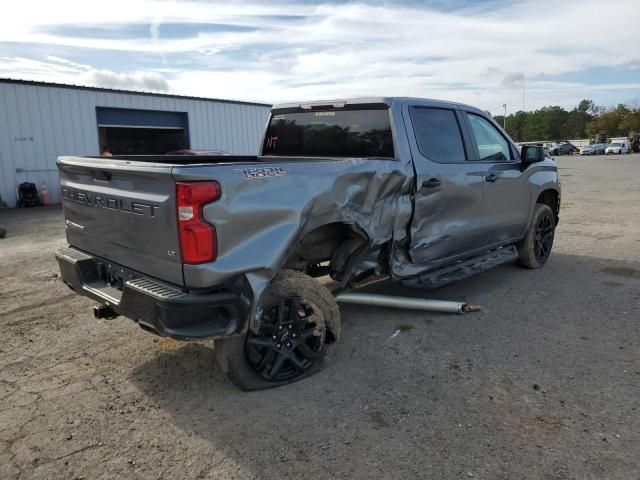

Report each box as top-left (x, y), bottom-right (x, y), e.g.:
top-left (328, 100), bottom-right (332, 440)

top-left (485, 174), bottom-right (499, 183)
top-left (421, 177), bottom-right (441, 189)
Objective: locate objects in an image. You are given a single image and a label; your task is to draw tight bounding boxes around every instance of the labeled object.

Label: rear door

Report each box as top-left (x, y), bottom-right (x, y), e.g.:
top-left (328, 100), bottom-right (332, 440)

top-left (461, 111), bottom-right (531, 244)
top-left (58, 156), bottom-right (183, 285)
top-left (404, 103), bottom-right (486, 265)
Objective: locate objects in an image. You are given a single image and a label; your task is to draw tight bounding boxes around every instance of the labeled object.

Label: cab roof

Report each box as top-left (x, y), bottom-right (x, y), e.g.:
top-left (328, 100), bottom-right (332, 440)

top-left (272, 97), bottom-right (485, 114)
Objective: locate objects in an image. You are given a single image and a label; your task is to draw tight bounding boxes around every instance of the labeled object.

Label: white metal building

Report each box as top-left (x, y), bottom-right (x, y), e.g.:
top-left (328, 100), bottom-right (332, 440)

top-left (0, 78), bottom-right (271, 206)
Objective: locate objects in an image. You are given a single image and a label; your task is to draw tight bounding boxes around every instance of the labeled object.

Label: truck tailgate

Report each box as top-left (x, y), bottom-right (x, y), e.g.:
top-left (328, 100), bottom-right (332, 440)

top-left (58, 156), bottom-right (183, 286)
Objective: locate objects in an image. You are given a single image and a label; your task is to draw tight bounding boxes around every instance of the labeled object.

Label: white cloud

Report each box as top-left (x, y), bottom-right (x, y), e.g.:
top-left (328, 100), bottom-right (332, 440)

top-left (502, 72), bottom-right (525, 88)
top-left (1, 0), bottom-right (639, 111)
top-left (0, 56), bottom-right (86, 78)
top-left (80, 70), bottom-right (169, 92)
top-left (0, 57), bottom-right (169, 93)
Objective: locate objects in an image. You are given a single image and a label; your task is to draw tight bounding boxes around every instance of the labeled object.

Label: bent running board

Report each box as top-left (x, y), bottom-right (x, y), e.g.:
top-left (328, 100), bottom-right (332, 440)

top-left (401, 245), bottom-right (518, 291)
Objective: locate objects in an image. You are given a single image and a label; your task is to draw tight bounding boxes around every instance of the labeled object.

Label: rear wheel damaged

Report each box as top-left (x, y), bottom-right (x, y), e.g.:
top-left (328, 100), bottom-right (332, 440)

top-left (215, 270), bottom-right (341, 391)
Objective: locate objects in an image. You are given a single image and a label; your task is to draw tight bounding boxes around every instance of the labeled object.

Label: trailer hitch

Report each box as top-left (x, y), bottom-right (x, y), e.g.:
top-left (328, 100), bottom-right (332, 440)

top-left (93, 304), bottom-right (119, 320)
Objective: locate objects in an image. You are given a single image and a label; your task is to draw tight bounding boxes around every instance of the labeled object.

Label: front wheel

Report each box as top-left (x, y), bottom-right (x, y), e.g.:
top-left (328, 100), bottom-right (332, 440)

top-left (516, 203), bottom-right (556, 269)
top-left (215, 270), bottom-right (341, 391)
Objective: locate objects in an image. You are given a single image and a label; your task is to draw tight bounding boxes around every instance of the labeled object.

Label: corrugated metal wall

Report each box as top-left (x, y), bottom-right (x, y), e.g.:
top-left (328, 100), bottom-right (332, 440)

top-left (0, 81), bottom-right (271, 205)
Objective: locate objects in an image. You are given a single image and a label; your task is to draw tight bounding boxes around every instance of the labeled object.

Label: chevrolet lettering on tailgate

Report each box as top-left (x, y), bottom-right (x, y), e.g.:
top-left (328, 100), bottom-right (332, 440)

top-left (61, 187), bottom-right (158, 218)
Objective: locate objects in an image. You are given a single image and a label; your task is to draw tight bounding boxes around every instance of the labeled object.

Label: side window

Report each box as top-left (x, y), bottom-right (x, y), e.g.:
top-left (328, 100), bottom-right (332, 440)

top-left (466, 113), bottom-right (512, 161)
top-left (410, 107), bottom-right (467, 163)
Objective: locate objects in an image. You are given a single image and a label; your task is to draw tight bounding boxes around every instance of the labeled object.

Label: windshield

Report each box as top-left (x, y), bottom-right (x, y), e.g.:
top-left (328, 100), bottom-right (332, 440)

top-left (262, 108), bottom-right (394, 158)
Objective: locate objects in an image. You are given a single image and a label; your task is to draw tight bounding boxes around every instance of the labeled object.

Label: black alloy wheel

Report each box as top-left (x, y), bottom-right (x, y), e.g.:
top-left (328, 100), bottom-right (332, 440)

top-left (215, 270), bottom-right (340, 391)
top-left (533, 212), bottom-right (554, 263)
top-left (245, 297), bottom-right (325, 381)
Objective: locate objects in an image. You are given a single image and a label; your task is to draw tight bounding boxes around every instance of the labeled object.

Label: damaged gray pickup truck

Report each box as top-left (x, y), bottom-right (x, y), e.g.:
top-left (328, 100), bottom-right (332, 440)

top-left (56, 97), bottom-right (560, 390)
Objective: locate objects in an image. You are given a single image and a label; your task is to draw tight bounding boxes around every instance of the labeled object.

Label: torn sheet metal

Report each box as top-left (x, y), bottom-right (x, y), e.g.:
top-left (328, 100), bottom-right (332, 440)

top-left (174, 156), bottom-right (415, 327)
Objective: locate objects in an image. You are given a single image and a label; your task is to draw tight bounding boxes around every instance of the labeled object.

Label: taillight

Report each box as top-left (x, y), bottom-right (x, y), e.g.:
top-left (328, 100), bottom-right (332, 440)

top-left (176, 181), bottom-right (221, 264)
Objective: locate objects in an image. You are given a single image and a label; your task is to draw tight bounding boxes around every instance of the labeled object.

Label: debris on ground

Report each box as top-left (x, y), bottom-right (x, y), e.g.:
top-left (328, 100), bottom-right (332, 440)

top-left (386, 324), bottom-right (416, 341)
top-left (386, 329), bottom-right (401, 341)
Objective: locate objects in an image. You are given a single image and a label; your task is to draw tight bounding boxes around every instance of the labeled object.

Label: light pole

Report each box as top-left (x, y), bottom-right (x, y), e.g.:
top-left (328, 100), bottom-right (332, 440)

top-left (502, 104), bottom-right (507, 130)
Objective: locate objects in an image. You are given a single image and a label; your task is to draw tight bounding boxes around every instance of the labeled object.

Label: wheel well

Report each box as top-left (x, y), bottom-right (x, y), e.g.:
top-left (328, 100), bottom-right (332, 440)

top-left (537, 189), bottom-right (560, 223)
top-left (282, 222), bottom-right (369, 280)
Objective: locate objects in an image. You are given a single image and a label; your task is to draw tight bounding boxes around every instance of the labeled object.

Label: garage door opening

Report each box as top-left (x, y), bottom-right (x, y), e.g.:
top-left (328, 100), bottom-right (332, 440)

top-left (98, 127), bottom-right (187, 155)
top-left (96, 107), bottom-right (189, 155)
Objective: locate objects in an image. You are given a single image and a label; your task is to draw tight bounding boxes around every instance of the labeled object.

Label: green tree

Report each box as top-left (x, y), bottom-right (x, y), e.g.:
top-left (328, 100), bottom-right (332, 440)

top-left (577, 99), bottom-right (595, 115)
top-left (619, 110), bottom-right (640, 134)
top-left (492, 99), bottom-right (638, 142)
top-left (588, 104), bottom-right (636, 138)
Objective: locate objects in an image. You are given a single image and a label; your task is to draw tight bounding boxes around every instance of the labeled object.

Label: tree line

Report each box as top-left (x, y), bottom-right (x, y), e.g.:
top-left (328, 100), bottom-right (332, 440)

top-left (493, 100), bottom-right (640, 142)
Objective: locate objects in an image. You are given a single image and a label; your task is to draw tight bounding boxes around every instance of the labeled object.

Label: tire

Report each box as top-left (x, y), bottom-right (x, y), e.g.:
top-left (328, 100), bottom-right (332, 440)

top-left (516, 203), bottom-right (556, 269)
top-left (215, 270), bottom-right (341, 391)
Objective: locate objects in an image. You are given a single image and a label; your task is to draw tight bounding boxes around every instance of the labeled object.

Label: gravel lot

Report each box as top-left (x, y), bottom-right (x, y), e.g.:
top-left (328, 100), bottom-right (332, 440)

top-left (1, 154), bottom-right (639, 479)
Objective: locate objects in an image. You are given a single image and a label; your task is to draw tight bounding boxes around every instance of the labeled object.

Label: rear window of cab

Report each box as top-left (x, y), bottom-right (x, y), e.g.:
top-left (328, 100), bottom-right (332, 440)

top-left (262, 108), bottom-right (394, 158)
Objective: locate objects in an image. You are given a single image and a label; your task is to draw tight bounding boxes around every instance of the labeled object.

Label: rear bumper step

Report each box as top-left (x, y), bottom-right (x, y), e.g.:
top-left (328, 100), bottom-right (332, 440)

top-left (55, 246), bottom-right (248, 340)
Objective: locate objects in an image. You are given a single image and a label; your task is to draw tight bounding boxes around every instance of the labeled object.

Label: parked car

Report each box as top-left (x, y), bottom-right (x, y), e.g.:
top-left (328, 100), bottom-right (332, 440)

top-left (580, 145), bottom-right (595, 155)
top-left (549, 141), bottom-right (578, 156)
top-left (605, 141), bottom-right (630, 154)
top-left (580, 143), bottom-right (606, 155)
top-left (55, 97), bottom-right (560, 390)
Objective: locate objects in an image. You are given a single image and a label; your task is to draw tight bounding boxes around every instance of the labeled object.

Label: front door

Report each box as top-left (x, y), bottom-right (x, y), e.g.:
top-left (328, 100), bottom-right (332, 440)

top-left (404, 104), bottom-right (486, 265)
top-left (462, 111), bottom-right (531, 244)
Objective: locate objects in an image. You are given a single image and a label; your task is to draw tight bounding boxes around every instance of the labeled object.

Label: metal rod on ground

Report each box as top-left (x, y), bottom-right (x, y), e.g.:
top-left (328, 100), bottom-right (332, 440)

top-left (334, 292), bottom-right (480, 314)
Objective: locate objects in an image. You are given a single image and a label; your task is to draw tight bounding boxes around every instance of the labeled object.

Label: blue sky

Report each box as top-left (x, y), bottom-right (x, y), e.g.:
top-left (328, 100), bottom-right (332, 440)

top-left (1, 0), bottom-right (639, 114)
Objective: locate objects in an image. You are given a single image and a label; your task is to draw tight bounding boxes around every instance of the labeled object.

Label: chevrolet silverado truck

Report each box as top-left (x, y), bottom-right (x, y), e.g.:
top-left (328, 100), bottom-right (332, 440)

top-left (56, 97), bottom-right (560, 390)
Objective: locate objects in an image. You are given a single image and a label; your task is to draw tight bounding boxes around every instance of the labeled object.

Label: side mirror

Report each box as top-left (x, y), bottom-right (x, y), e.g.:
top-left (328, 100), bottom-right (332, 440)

top-left (521, 145), bottom-right (544, 165)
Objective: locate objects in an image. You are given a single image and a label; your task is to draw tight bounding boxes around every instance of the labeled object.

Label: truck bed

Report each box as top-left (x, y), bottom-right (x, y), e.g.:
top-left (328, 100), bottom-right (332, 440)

top-left (57, 153), bottom-right (393, 289)
top-left (93, 154), bottom-right (261, 165)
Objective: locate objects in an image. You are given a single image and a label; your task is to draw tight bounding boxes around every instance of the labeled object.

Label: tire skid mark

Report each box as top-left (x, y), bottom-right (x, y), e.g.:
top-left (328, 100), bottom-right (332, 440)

top-left (1, 293), bottom-right (77, 319)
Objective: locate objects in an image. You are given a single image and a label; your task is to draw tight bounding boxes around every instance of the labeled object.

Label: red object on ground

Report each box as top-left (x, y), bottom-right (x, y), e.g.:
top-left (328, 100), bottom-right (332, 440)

top-left (40, 181), bottom-right (49, 205)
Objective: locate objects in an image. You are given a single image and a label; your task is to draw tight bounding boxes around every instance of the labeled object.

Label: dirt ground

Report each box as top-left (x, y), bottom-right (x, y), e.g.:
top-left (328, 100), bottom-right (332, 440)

top-left (1, 154), bottom-right (639, 479)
